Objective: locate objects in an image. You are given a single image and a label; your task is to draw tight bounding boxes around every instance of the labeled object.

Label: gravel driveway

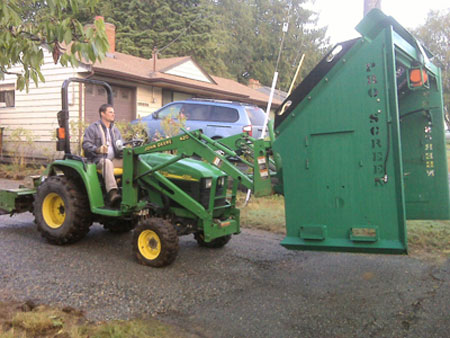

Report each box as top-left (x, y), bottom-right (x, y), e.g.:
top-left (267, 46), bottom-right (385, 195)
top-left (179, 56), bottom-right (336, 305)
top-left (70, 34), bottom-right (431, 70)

top-left (0, 180), bottom-right (449, 337)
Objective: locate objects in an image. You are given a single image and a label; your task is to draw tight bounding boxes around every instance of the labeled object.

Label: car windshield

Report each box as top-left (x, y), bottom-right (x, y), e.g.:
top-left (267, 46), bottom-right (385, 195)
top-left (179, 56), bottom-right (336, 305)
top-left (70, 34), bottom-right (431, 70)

top-left (157, 103), bottom-right (183, 119)
top-left (245, 106), bottom-right (266, 125)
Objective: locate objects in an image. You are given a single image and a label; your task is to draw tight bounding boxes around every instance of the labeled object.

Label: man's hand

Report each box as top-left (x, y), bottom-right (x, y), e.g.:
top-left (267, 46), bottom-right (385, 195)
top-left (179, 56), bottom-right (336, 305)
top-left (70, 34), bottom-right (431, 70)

top-left (96, 145), bottom-right (108, 154)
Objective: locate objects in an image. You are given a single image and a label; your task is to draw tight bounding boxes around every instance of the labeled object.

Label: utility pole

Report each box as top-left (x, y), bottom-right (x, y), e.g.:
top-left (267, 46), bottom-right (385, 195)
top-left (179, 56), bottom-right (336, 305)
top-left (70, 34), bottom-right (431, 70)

top-left (364, 0), bottom-right (382, 16)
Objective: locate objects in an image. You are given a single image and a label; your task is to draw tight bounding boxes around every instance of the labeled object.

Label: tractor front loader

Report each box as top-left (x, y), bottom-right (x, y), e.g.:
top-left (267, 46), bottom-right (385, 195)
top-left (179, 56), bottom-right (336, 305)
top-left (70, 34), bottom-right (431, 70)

top-left (0, 9), bottom-right (448, 268)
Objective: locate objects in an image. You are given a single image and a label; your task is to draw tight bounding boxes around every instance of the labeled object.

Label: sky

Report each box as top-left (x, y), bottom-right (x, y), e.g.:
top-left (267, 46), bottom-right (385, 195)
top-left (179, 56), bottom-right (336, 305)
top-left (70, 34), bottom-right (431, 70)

top-left (308, 0), bottom-right (449, 44)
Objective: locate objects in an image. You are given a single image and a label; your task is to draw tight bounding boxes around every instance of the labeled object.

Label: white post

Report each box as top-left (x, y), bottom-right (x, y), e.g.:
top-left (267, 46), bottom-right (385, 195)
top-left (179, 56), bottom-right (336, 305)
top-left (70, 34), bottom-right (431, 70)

top-left (260, 71), bottom-right (279, 139)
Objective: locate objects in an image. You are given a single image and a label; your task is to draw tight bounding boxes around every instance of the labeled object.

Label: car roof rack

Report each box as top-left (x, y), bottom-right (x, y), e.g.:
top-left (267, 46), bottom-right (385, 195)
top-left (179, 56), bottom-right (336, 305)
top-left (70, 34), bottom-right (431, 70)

top-left (187, 98), bottom-right (234, 104)
top-left (187, 98), bottom-right (255, 107)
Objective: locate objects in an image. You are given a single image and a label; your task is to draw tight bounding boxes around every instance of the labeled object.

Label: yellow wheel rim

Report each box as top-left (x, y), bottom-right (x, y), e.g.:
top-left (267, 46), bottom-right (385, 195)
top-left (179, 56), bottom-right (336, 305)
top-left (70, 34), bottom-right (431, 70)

top-left (138, 230), bottom-right (161, 260)
top-left (42, 193), bottom-right (66, 229)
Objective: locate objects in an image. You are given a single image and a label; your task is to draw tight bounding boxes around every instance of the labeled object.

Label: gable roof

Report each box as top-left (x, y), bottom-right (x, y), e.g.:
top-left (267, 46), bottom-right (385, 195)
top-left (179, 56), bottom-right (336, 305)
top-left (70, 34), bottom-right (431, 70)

top-left (89, 52), bottom-right (281, 108)
top-left (157, 57), bottom-right (216, 84)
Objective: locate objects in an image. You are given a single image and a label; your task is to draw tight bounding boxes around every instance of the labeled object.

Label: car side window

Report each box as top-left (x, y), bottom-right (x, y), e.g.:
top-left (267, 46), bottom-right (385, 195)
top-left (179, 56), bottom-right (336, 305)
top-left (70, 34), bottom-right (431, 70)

top-left (211, 106), bottom-right (239, 123)
top-left (245, 106), bottom-right (266, 125)
top-left (157, 103), bottom-right (183, 119)
top-left (182, 104), bottom-right (210, 121)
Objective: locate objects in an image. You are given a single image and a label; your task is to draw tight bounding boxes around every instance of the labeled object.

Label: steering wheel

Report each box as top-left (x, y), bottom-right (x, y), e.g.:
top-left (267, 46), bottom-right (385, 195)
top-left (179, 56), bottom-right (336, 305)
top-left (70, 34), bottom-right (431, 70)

top-left (123, 139), bottom-right (145, 147)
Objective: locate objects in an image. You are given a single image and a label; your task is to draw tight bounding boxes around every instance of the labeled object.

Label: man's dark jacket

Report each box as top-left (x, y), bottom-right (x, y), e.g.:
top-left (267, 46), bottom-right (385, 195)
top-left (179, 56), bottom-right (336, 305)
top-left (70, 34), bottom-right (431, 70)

top-left (82, 120), bottom-right (122, 163)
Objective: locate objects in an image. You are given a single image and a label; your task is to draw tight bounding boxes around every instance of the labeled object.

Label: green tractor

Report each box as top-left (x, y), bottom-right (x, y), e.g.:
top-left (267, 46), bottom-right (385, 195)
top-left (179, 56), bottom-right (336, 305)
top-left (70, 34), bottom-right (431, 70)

top-left (32, 78), bottom-right (249, 267)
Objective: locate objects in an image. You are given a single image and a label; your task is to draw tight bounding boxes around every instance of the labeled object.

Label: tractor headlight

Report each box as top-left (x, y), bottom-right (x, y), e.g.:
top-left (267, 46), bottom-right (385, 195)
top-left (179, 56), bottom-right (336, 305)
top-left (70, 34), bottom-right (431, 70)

top-left (217, 176), bottom-right (225, 187)
top-left (204, 178), bottom-right (213, 189)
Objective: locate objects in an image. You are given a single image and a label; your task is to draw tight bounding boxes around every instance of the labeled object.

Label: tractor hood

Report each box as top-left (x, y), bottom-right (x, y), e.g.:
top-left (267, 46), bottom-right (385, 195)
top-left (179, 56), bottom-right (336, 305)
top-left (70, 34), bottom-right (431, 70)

top-left (139, 153), bottom-right (226, 182)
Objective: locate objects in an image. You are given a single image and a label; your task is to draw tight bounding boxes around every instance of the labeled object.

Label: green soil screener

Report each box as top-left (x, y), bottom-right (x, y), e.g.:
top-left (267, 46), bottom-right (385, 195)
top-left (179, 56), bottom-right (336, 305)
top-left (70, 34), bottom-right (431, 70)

top-left (0, 10), bottom-right (448, 267)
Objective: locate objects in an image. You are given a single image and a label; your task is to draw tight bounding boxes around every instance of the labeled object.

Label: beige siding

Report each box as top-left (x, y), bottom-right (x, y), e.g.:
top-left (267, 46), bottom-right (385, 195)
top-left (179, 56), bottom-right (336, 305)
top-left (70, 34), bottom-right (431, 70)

top-left (0, 50), bottom-right (88, 156)
top-left (136, 85), bottom-right (162, 118)
top-left (165, 60), bottom-right (212, 83)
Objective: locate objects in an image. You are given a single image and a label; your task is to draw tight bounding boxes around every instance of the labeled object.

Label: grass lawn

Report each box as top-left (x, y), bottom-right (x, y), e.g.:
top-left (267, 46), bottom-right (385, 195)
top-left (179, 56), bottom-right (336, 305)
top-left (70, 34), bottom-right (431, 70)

top-left (0, 302), bottom-right (186, 338)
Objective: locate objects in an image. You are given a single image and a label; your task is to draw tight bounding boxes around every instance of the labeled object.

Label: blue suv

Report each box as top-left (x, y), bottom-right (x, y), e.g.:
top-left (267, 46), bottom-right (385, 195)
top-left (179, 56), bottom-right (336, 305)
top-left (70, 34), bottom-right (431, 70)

top-left (135, 99), bottom-right (267, 139)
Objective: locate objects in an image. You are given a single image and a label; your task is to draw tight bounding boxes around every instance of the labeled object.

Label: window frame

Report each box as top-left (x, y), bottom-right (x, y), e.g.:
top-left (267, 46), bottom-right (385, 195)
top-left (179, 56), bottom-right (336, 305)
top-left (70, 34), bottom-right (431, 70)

top-left (0, 83), bottom-right (16, 108)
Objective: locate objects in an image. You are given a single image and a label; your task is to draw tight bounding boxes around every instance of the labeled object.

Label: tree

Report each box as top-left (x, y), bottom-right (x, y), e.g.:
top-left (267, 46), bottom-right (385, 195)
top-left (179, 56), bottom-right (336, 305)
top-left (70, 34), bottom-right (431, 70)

top-left (0, 0), bottom-right (109, 90)
top-left (92, 0), bottom-right (230, 77)
top-left (85, 0), bottom-right (327, 88)
top-left (210, 0), bottom-right (329, 89)
top-left (414, 9), bottom-right (450, 126)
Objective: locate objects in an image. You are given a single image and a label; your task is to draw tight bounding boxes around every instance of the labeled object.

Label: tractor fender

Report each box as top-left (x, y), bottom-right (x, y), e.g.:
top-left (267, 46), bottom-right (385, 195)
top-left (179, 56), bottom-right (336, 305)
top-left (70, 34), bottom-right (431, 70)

top-left (48, 159), bottom-right (105, 210)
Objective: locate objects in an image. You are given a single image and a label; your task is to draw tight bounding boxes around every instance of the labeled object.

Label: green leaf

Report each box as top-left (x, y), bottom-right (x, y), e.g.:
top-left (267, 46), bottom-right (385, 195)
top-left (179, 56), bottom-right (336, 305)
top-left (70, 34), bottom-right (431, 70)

top-left (57, 25), bottom-right (65, 42)
top-left (86, 27), bottom-right (94, 39)
top-left (94, 17), bottom-right (105, 32)
top-left (30, 70), bottom-right (38, 86)
top-left (87, 45), bottom-right (95, 62)
top-left (37, 69), bottom-right (45, 83)
top-left (17, 76), bottom-right (25, 91)
top-left (64, 29), bottom-right (72, 44)
top-left (70, 0), bottom-right (79, 14)
top-left (90, 41), bottom-right (98, 58)
top-left (60, 53), bottom-right (68, 66)
top-left (75, 21), bottom-right (84, 35)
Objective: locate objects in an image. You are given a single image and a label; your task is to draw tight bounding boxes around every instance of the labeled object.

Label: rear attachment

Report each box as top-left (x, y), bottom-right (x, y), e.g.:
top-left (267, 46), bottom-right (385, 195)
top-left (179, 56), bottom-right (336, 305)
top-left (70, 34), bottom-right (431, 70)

top-left (273, 9), bottom-right (449, 254)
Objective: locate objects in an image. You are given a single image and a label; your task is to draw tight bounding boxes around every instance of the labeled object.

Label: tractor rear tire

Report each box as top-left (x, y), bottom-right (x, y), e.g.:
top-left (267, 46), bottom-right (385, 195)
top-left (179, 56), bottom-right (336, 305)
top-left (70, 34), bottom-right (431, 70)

top-left (101, 217), bottom-right (138, 233)
top-left (34, 176), bottom-right (92, 245)
top-left (194, 232), bottom-right (231, 248)
top-left (133, 218), bottom-right (179, 267)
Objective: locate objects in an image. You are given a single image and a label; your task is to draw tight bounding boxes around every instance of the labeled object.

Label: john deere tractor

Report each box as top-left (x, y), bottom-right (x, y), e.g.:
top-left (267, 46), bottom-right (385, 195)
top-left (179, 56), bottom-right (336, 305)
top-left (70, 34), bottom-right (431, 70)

top-left (28, 77), bottom-right (254, 267)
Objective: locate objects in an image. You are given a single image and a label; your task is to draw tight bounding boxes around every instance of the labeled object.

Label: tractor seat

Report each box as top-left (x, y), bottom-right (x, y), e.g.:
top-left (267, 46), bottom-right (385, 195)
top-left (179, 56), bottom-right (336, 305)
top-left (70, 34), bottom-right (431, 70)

top-left (80, 137), bottom-right (123, 176)
top-left (97, 167), bottom-right (123, 176)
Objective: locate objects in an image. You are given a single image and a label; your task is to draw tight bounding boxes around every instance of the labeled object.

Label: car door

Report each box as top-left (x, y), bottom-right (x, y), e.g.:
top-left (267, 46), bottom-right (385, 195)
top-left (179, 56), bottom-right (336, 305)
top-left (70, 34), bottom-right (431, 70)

top-left (182, 103), bottom-right (212, 134)
top-left (204, 106), bottom-right (240, 138)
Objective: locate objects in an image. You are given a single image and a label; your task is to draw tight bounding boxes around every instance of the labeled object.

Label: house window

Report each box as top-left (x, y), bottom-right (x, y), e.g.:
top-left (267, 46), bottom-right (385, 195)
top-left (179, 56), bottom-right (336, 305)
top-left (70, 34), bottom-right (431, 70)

top-left (0, 84), bottom-right (15, 108)
top-left (97, 87), bottom-right (106, 96)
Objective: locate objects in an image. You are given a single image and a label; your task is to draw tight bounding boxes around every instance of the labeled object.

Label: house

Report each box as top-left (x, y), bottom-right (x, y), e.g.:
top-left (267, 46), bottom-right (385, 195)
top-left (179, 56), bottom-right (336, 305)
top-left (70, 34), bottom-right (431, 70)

top-left (0, 21), bottom-right (281, 158)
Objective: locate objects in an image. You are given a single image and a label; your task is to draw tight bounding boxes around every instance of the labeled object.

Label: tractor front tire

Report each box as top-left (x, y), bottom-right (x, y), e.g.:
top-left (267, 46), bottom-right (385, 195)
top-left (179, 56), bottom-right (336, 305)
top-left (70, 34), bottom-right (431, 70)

top-left (34, 176), bottom-right (92, 245)
top-left (133, 218), bottom-right (179, 267)
top-left (194, 232), bottom-right (231, 248)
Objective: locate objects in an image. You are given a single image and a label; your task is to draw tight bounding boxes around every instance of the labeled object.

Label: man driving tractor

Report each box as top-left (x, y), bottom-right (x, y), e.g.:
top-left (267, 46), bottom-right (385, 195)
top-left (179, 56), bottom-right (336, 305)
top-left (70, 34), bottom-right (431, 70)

top-left (82, 103), bottom-right (123, 207)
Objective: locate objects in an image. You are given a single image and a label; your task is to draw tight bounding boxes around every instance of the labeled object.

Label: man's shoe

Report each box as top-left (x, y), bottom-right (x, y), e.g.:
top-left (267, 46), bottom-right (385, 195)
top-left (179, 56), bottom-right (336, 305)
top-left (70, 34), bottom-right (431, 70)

top-left (108, 189), bottom-right (121, 207)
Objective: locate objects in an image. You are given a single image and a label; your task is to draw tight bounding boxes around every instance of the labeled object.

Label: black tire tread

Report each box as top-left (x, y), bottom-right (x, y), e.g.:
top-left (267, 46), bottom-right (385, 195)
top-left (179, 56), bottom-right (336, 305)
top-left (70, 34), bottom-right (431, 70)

top-left (133, 217), bottom-right (179, 267)
top-left (34, 176), bottom-right (92, 245)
